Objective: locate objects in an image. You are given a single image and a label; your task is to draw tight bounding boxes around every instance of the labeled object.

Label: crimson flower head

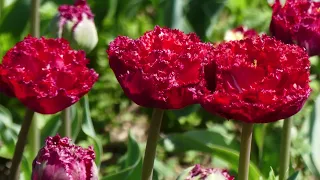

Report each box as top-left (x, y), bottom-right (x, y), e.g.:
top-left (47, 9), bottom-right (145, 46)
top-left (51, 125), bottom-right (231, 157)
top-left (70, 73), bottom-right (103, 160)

top-left (201, 35), bottom-right (310, 123)
top-left (270, 0), bottom-right (320, 56)
top-left (224, 26), bottom-right (258, 41)
top-left (0, 36), bottom-right (98, 114)
top-left (32, 134), bottom-right (98, 180)
top-left (177, 164), bottom-right (234, 180)
top-left (107, 26), bottom-right (214, 109)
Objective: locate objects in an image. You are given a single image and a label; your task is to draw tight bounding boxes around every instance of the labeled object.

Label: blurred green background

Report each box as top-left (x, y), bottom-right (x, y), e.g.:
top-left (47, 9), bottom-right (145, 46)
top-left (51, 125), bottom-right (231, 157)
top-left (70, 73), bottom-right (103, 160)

top-left (0, 0), bottom-right (320, 179)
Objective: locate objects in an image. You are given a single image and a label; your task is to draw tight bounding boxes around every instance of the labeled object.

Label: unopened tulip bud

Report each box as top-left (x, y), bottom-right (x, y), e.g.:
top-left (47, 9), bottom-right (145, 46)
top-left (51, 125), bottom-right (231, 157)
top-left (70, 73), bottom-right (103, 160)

top-left (177, 164), bottom-right (234, 180)
top-left (32, 135), bottom-right (98, 180)
top-left (51, 0), bottom-right (98, 53)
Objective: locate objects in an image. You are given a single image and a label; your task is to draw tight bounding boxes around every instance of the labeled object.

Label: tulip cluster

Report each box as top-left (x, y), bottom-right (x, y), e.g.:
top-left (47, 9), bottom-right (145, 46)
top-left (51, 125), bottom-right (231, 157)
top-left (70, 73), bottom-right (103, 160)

top-left (107, 26), bottom-right (310, 124)
top-left (0, 0), bottom-right (315, 179)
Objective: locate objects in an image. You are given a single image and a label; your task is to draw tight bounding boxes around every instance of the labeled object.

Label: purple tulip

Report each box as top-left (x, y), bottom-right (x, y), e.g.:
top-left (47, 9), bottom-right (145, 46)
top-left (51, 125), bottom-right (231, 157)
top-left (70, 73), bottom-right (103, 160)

top-left (32, 135), bottom-right (98, 180)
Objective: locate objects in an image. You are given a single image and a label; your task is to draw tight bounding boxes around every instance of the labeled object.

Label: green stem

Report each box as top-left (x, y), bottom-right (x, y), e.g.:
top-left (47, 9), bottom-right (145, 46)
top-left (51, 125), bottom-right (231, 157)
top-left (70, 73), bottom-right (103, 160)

top-left (27, 0), bottom-right (41, 170)
top-left (9, 0), bottom-right (40, 178)
top-left (31, 0), bottom-right (40, 37)
top-left (61, 108), bottom-right (72, 137)
top-left (28, 113), bottom-right (40, 159)
top-left (238, 123), bottom-right (254, 180)
top-left (9, 109), bottom-right (35, 180)
top-left (142, 108), bottom-right (164, 180)
top-left (279, 117), bottom-right (292, 180)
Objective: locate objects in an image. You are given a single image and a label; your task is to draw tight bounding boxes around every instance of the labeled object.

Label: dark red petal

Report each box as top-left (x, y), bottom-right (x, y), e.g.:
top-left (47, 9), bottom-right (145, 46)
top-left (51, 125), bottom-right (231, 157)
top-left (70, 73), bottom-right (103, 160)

top-left (201, 35), bottom-right (310, 123)
top-left (270, 0), bottom-right (320, 56)
top-left (0, 35), bottom-right (98, 114)
top-left (107, 26), bottom-right (212, 109)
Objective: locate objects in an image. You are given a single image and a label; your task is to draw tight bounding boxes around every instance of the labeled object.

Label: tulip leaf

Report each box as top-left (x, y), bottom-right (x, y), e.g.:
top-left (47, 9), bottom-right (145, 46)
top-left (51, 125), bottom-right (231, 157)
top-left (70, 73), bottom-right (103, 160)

top-left (287, 171), bottom-right (299, 180)
top-left (162, 130), bottom-right (262, 179)
top-left (185, 0), bottom-right (226, 39)
top-left (71, 104), bottom-right (82, 141)
top-left (302, 95), bottom-right (320, 177)
top-left (101, 133), bottom-right (142, 180)
top-left (0, 105), bottom-right (18, 159)
top-left (0, 0), bottom-right (29, 37)
top-left (81, 95), bottom-right (102, 168)
top-left (40, 115), bottom-right (60, 145)
top-left (21, 155), bottom-right (32, 179)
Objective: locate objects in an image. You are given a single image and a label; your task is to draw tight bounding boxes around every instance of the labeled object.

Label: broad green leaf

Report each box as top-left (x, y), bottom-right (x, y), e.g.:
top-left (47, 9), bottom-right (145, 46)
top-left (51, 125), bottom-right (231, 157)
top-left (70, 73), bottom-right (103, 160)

top-left (266, 167), bottom-right (277, 180)
top-left (185, 0), bottom-right (227, 39)
top-left (287, 171), bottom-right (299, 180)
top-left (254, 124), bottom-right (267, 163)
top-left (163, 0), bottom-right (187, 30)
top-left (162, 131), bottom-right (262, 179)
top-left (40, 115), bottom-right (60, 145)
top-left (302, 95), bottom-right (320, 177)
top-left (0, 0), bottom-right (29, 37)
top-left (21, 155), bottom-right (32, 180)
top-left (101, 133), bottom-right (142, 180)
top-left (81, 95), bottom-right (102, 168)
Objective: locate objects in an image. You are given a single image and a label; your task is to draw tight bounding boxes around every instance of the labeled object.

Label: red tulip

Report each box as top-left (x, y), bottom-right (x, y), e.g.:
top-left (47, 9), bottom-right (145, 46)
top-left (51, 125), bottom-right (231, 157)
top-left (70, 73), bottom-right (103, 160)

top-left (107, 26), bottom-right (214, 109)
top-left (0, 36), bottom-right (98, 114)
top-left (200, 35), bottom-right (311, 123)
top-left (270, 0), bottom-right (320, 56)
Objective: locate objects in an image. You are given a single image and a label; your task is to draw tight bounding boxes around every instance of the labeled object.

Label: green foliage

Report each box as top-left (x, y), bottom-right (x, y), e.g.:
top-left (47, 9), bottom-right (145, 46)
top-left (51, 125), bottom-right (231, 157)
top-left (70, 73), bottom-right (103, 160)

top-left (101, 133), bottom-right (142, 180)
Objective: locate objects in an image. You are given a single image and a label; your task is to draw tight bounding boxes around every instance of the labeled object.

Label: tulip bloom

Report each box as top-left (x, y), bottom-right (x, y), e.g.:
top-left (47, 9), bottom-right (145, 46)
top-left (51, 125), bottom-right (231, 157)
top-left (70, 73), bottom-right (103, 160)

top-left (224, 26), bottom-right (258, 41)
top-left (32, 135), bottom-right (98, 180)
top-left (177, 164), bottom-right (234, 180)
top-left (0, 36), bottom-right (98, 114)
top-left (55, 0), bottom-right (98, 53)
top-left (270, 0), bottom-right (320, 56)
top-left (107, 26), bottom-right (214, 109)
top-left (200, 35), bottom-right (311, 123)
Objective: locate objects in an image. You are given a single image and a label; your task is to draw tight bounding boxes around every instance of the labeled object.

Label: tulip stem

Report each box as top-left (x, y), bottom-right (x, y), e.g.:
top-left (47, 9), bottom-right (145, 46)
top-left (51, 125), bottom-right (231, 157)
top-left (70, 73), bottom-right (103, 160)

top-left (9, 109), bottom-right (35, 180)
top-left (279, 117), bottom-right (292, 180)
top-left (31, 0), bottom-right (40, 37)
top-left (238, 122), bottom-right (254, 180)
top-left (61, 108), bottom-right (72, 137)
top-left (28, 113), bottom-right (40, 159)
top-left (142, 108), bottom-right (164, 180)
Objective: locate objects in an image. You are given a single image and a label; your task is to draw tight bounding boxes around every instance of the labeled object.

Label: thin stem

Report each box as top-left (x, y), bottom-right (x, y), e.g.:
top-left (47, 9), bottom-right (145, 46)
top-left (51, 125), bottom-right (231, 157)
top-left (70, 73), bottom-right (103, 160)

top-left (238, 123), bottom-right (254, 180)
top-left (279, 117), bottom-right (292, 180)
top-left (142, 108), bottom-right (164, 180)
top-left (27, 0), bottom-right (41, 173)
top-left (31, 0), bottom-right (40, 37)
top-left (27, 113), bottom-right (40, 160)
top-left (61, 108), bottom-right (72, 137)
top-left (9, 109), bottom-right (35, 180)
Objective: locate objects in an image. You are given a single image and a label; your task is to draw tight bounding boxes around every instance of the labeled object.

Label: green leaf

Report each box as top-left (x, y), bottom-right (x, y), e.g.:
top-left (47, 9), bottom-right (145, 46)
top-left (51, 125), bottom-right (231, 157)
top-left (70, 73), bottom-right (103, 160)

top-left (21, 155), bottom-right (32, 179)
top-left (287, 171), bottom-right (299, 180)
top-left (81, 95), bottom-right (102, 168)
top-left (254, 124), bottom-right (267, 163)
top-left (163, 0), bottom-right (188, 30)
top-left (266, 167), bottom-right (277, 180)
top-left (101, 133), bottom-right (142, 180)
top-left (40, 115), bottom-right (60, 145)
top-left (0, 0), bottom-right (30, 37)
top-left (162, 131), bottom-right (262, 179)
top-left (185, 0), bottom-right (227, 39)
top-left (71, 104), bottom-right (82, 141)
top-left (310, 95), bottom-right (320, 175)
